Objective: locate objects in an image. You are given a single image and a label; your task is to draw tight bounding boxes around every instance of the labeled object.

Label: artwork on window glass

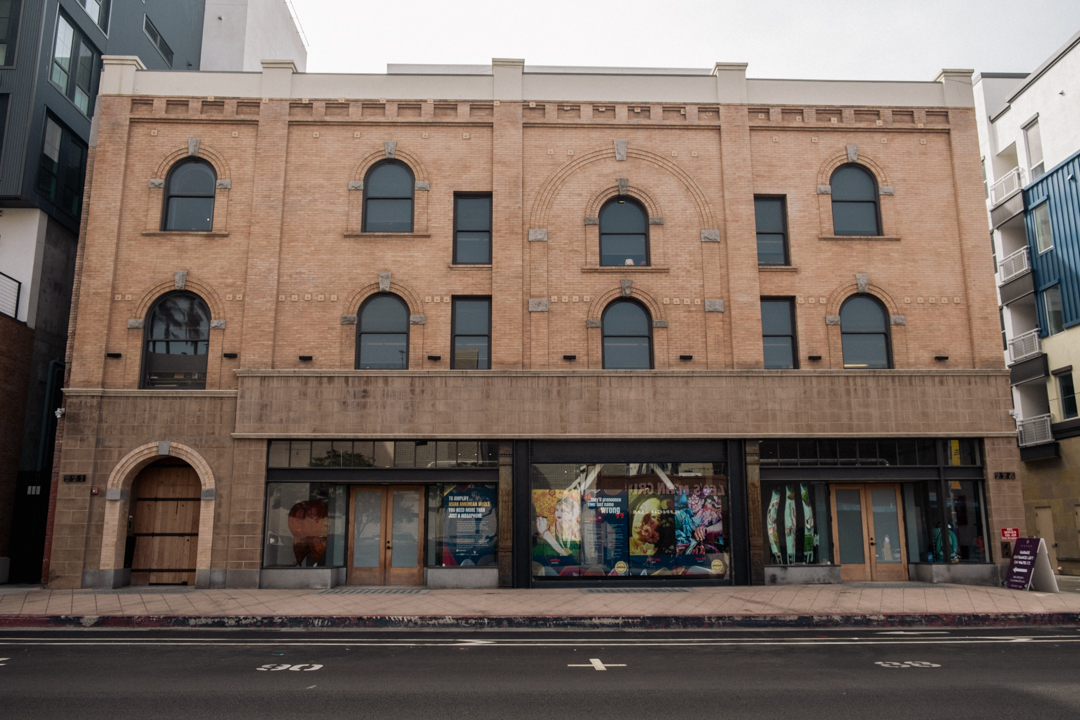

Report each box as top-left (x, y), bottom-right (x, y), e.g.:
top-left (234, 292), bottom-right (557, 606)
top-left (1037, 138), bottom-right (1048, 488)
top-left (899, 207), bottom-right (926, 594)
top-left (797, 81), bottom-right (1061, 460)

top-left (288, 500), bottom-right (328, 565)
top-left (440, 485), bottom-right (497, 567)
top-left (263, 484), bottom-right (346, 568)
top-left (765, 482), bottom-right (826, 566)
top-left (675, 485), bottom-right (726, 575)
top-left (629, 488), bottom-right (675, 575)
top-left (582, 490), bottom-right (629, 575)
top-left (532, 489), bottom-right (582, 576)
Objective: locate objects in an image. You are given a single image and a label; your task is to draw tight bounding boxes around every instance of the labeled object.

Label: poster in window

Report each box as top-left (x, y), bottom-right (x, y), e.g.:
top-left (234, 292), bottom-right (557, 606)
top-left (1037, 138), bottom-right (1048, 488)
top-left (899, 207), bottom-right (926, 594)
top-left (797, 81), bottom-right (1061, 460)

top-left (675, 484), bottom-right (726, 575)
top-left (581, 489), bottom-right (629, 575)
top-left (532, 489), bottom-right (581, 576)
top-left (441, 484), bottom-right (497, 567)
top-left (628, 489), bottom-right (675, 575)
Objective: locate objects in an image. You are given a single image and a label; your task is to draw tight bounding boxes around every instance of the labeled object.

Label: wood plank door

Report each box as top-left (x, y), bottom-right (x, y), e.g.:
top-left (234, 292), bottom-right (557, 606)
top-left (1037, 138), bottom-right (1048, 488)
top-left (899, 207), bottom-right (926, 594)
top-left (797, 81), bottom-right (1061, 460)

top-left (347, 486), bottom-right (425, 586)
top-left (130, 465), bottom-right (201, 586)
top-left (830, 484), bottom-right (908, 582)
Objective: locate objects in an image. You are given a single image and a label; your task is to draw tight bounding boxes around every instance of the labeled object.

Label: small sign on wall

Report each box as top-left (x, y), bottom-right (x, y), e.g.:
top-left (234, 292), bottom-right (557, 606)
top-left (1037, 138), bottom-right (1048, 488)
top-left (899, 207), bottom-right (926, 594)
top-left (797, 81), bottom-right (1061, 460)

top-left (1001, 527), bottom-right (1020, 541)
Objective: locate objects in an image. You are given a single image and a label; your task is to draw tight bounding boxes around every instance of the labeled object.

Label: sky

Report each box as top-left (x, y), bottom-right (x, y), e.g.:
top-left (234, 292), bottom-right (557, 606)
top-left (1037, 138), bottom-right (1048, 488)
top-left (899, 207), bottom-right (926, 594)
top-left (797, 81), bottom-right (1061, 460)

top-left (286, 0), bottom-right (1080, 80)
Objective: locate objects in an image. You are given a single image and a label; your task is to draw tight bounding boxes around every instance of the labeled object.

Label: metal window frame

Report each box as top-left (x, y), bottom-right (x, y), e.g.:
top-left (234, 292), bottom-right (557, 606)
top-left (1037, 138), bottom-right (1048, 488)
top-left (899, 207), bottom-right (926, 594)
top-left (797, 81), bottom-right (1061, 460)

top-left (760, 296), bottom-right (799, 369)
top-left (598, 196), bottom-right (650, 267)
top-left (355, 293), bottom-right (410, 370)
top-left (140, 291), bottom-right (211, 390)
top-left (49, 9), bottom-right (100, 115)
top-left (754, 195), bottom-right (790, 266)
top-left (362, 160), bottom-right (415, 233)
top-left (839, 294), bottom-right (893, 369)
top-left (600, 298), bottom-right (654, 370)
top-left (450, 295), bottom-right (492, 369)
top-left (452, 192), bottom-right (493, 265)
top-left (35, 112), bottom-right (88, 217)
top-left (78, 0), bottom-right (111, 35)
top-left (161, 158), bottom-right (217, 231)
top-left (142, 13), bottom-right (173, 68)
top-left (830, 163), bottom-right (882, 236)
top-left (0, 0), bottom-right (23, 67)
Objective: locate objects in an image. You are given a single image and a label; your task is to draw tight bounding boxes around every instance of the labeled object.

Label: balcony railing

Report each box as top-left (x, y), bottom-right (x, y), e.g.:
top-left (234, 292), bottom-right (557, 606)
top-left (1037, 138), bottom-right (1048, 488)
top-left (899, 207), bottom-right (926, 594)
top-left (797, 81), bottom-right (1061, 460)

top-left (0, 271), bottom-right (20, 319)
top-left (990, 168), bottom-right (1024, 206)
top-left (1007, 329), bottom-right (1041, 365)
top-left (1017, 414), bottom-right (1053, 447)
top-left (998, 246), bottom-right (1031, 286)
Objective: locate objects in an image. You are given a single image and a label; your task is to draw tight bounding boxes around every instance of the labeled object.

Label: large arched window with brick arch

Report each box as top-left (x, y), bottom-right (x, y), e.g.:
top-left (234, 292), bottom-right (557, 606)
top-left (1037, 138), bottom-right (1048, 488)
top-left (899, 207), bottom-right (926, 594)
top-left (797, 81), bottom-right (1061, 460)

top-left (830, 164), bottom-right (880, 236)
top-left (600, 197), bottom-right (649, 266)
top-left (162, 159), bottom-right (216, 231)
top-left (363, 161), bottom-right (414, 232)
top-left (356, 294), bottom-right (410, 369)
top-left (142, 292), bottom-right (211, 389)
top-left (602, 299), bottom-right (653, 369)
top-left (840, 295), bottom-right (891, 369)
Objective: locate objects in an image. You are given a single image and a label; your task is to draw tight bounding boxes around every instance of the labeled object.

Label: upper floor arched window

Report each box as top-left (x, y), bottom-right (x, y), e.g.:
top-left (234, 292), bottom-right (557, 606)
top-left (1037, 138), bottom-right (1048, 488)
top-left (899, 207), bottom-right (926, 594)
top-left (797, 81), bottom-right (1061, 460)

top-left (363, 161), bottom-right (414, 233)
top-left (602, 299), bottom-right (652, 369)
top-left (162, 159), bottom-right (216, 231)
top-left (840, 295), bottom-right (891, 369)
top-left (830, 164), bottom-right (880, 236)
top-left (142, 292), bottom-right (211, 389)
top-left (600, 197), bottom-right (649, 266)
top-left (356, 294), bottom-right (409, 369)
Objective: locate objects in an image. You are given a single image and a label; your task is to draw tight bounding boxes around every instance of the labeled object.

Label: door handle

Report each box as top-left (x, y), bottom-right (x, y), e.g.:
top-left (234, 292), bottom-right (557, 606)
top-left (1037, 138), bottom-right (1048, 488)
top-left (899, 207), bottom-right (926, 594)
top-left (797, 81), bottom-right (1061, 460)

top-left (386, 541), bottom-right (392, 549)
top-left (869, 539), bottom-right (876, 546)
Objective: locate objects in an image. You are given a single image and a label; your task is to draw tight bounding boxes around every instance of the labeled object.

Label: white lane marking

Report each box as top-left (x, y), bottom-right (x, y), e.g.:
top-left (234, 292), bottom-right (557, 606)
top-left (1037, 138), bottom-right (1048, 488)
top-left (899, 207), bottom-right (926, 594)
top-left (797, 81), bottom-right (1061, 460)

top-left (0, 657), bottom-right (8, 665)
top-left (875, 661), bottom-right (941, 668)
top-left (876, 631), bottom-right (949, 635)
top-left (568, 658), bottom-right (626, 671)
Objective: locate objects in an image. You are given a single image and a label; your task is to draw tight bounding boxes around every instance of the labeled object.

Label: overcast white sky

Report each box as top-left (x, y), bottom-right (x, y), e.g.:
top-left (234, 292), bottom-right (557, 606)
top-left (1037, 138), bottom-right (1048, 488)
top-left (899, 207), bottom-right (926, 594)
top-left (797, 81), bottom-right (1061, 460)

top-left (287, 0), bottom-right (1080, 80)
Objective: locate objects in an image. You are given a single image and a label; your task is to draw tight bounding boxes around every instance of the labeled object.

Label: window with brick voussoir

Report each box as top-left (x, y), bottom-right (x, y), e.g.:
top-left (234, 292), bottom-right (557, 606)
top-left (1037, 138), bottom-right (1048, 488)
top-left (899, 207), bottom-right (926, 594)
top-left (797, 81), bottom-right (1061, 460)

top-left (162, 159), bottom-right (216, 231)
top-left (840, 295), bottom-right (891, 369)
top-left (830, 164), bottom-right (881, 236)
top-left (599, 197), bottom-right (649, 266)
top-left (141, 292), bottom-right (210, 389)
top-left (356, 294), bottom-right (409, 369)
top-left (602, 299), bottom-right (653, 369)
top-left (363, 161), bottom-right (414, 232)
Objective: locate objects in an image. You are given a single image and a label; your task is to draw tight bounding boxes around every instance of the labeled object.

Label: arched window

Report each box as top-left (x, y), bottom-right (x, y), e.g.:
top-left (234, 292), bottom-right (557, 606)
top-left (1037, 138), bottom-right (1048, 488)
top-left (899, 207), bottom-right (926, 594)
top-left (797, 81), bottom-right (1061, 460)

top-left (602, 300), bottom-right (652, 369)
top-left (363, 161), bottom-right (414, 232)
top-left (840, 295), bottom-right (891, 369)
top-left (162, 159), bottom-right (216, 231)
top-left (830, 164), bottom-right (880, 236)
top-left (356, 294), bottom-right (409, 369)
top-left (142, 292), bottom-right (211, 389)
top-left (600, 197), bottom-right (649, 266)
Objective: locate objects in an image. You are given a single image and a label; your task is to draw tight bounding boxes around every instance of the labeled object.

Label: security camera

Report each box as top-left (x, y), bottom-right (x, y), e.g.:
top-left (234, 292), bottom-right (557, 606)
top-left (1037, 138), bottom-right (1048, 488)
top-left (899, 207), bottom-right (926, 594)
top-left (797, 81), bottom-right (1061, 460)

top-left (1008, 409), bottom-right (1019, 419)
top-left (54, 408), bottom-right (66, 419)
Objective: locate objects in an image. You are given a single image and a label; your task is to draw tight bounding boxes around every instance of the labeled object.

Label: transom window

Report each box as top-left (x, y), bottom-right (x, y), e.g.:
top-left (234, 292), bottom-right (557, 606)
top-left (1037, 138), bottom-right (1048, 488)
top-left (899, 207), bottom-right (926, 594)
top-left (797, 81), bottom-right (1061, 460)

top-left (363, 161), bottom-right (414, 233)
top-left (142, 292), bottom-right (210, 389)
top-left (831, 165), bottom-right (881, 236)
top-left (356, 294), bottom-right (409, 369)
top-left (162, 159), bottom-right (216, 231)
top-left (600, 198), bottom-right (649, 266)
top-left (840, 295), bottom-right (891, 369)
top-left (602, 300), bottom-right (652, 369)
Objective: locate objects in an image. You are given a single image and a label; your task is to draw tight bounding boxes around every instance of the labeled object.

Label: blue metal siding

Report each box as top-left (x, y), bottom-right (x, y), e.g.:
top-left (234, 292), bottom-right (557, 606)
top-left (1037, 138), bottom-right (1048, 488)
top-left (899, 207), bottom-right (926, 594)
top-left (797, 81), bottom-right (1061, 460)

top-left (1025, 149), bottom-right (1080, 336)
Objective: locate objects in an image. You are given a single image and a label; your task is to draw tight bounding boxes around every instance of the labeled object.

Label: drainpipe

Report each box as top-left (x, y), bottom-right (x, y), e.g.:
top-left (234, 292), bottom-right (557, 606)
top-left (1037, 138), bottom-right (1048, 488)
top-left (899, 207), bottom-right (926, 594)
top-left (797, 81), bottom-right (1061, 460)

top-left (38, 359), bottom-right (65, 586)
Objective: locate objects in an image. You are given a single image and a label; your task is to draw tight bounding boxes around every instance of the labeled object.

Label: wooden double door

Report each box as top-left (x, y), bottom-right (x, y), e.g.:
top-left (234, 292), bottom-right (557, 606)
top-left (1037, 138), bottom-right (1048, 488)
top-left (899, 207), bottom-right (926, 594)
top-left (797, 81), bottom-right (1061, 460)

top-left (347, 486), bottom-right (425, 585)
top-left (130, 465), bottom-right (201, 586)
top-left (831, 484), bottom-right (908, 582)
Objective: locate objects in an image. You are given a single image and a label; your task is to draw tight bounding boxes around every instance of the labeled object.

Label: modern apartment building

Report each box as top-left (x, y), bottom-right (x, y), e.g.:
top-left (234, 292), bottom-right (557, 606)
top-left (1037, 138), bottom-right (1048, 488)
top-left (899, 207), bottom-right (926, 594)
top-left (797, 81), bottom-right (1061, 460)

top-left (46, 56), bottom-right (1020, 592)
top-left (975, 29), bottom-right (1080, 576)
top-left (0, 0), bottom-right (305, 583)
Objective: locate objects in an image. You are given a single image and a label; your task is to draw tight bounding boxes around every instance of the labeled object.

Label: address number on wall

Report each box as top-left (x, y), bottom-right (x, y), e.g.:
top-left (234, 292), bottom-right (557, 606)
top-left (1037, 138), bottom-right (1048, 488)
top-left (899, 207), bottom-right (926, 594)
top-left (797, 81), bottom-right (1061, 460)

top-left (993, 472), bottom-right (1016, 480)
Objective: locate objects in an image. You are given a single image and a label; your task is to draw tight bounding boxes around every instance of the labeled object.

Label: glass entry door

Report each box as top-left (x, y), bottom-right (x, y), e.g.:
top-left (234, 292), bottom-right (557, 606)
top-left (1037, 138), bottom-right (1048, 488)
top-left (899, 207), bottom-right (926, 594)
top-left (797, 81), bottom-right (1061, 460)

top-left (347, 486), bottom-right (424, 585)
top-left (830, 484), bottom-right (908, 582)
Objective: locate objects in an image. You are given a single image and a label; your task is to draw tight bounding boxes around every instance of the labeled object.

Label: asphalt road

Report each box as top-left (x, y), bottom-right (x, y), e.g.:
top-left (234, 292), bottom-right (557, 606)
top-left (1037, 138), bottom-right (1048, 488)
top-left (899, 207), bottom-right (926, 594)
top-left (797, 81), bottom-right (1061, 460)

top-left (1, 628), bottom-right (1079, 719)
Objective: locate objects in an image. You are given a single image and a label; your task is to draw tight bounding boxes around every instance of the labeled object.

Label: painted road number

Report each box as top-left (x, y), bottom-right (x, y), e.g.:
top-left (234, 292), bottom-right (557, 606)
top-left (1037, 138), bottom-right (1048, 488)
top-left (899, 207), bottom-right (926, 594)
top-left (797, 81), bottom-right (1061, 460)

top-left (257, 664), bottom-right (323, 672)
top-left (875, 661), bottom-right (941, 668)
top-left (0, 658), bottom-right (8, 666)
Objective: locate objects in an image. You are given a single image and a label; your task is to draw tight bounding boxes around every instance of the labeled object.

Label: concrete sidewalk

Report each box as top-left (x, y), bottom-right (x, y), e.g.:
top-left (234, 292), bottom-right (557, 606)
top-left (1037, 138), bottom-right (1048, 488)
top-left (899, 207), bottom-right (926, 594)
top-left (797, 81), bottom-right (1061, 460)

top-left (2, 581), bottom-right (1080, 629)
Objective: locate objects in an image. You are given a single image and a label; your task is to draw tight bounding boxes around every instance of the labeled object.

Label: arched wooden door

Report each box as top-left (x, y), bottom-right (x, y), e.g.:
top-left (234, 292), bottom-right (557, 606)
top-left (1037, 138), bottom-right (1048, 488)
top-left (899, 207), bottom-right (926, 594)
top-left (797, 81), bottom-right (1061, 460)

top-left (129, 463), bottom-right (201, 586)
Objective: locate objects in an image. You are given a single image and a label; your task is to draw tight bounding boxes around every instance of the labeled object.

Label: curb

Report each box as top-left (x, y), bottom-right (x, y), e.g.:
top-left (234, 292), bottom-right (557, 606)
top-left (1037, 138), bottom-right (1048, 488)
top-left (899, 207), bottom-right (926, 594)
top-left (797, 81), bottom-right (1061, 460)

top-left (2, 613), bottom-right (1080, 630)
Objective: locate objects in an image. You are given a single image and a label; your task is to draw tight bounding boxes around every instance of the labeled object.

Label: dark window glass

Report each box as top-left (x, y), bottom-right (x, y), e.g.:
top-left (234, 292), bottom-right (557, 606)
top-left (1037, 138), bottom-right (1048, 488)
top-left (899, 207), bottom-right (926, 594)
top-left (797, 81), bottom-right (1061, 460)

top-left (357, 295), bottom-right (409, 369)
top-left (80, 0), bottom-right (110, 32)
top-left (1062, 373), bottom-right (1079, 420)
top-left (452, 297), bottom-right (490, 369)
top-left (364, 162), bottom-right (414, 232)
top-left (454, 195), bottom-right (492, 264)
top-left (143, 14), bottom-right (172, 67)
top-left (36, 115), bottom-right (87, 217)
top-left (878, 440), bottom-right (898, 467)
top-left (600, 198), bottom-right (648, 266)
top-left (840, 296), bottom-right (891, 369)
top-left (0, 1), bottom-right (22, 66)
top-left (755, 197), bottom-right (788, 265)
top-left (50, 11), bottom-right (99, 115)
top-left (761, 298), bottom-right (797, 369)
top-left (142, 292), bottom-right (210, 389)
top-left (831, 165), bottom-right (880, 236)
top-left (163, 160), bottom-right (216, 231)
top-left (777, 440), bottom-right (798, 464)
top-left (602, 300), bottom-right (652, 369)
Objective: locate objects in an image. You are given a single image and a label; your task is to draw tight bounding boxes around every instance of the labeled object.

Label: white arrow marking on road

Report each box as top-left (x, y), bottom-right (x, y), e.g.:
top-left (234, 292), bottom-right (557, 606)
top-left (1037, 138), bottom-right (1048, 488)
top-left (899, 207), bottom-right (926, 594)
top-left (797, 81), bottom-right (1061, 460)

top-left (568, 658), bottom-right (626, 671)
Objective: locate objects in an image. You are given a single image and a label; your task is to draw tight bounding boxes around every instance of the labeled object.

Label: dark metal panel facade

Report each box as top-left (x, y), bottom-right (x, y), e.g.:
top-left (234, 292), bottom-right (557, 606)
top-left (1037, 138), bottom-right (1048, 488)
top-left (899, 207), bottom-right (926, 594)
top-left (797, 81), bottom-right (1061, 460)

top-left (1026, 149), bottom-right (1080, 334)
top-left (106, 0), bottom-right (206, 71)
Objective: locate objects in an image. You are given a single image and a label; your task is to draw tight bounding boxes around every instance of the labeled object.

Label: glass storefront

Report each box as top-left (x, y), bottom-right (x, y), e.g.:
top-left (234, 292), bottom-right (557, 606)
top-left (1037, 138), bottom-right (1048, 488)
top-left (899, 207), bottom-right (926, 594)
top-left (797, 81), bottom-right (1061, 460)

top-left (530, 462), bottom-right (730, 580)
top-left (425, 484), bottom-right (498, 567)
top-left (263, 483), bottom-right (347, 568)
top-left (761, 481), bottom-right (832, 566)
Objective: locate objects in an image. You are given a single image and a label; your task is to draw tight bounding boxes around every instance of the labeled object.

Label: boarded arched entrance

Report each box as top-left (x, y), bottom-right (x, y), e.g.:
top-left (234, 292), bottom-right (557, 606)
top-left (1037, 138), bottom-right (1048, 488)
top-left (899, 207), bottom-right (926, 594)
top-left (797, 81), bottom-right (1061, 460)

top-left (128, 460), bottom-right (201, 586)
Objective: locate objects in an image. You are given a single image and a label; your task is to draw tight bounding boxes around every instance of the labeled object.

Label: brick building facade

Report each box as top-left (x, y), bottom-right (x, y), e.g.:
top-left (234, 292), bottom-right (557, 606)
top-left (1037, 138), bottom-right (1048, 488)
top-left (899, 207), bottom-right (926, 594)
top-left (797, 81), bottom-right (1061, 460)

top-left (47, 57), bottom-right (1021, 590)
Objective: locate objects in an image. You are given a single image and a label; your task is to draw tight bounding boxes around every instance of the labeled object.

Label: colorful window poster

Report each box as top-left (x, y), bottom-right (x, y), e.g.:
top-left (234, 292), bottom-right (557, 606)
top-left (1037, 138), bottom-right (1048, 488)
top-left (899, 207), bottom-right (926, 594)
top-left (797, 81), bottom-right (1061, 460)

top-left (440, 484), bottom-right (497, 567)
top-left (532, 488), bottom-right (581, 576)
top-left (581, 490), bottom-right (629, 575)
top-left (628, 489), bottom-right (675, 575)
top-left (675, 484), bottom-right (727, 576)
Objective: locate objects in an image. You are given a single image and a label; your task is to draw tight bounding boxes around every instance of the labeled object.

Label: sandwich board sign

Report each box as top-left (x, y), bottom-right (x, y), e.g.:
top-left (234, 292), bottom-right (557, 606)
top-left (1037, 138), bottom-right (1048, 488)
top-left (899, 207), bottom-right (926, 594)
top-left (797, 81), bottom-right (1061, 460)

top-left (1004, 537), bottom-right (1059, 593)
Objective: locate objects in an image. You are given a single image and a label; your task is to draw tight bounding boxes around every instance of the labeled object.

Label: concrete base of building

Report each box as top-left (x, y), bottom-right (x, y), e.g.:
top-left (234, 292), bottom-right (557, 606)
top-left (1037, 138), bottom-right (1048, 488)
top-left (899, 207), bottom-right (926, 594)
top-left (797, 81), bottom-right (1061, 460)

top-left (259, 568), bottom-right (346, 589)
top-left (0, 557), bottom-right (8, 584)
top-left (224, 570), bottom-right (261, 589)
top-left (425, 567), bottom-right (499, 589)
top-left (908, 563), bottom-right (1000, 586)
top-left (763, 565), bottom-right (842, 585)
top-left (81, 569), bottom-right (131, 589)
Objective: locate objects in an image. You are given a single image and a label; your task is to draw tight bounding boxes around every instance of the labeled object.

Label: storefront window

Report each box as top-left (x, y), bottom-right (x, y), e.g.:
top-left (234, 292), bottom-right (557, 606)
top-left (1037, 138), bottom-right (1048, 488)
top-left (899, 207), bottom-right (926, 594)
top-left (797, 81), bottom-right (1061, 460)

top-left (903, 481), bottom-right (988, 563)
top-left (530, 462), bottom-right (729, 580)
top-left (263, 484), bottom-right (347, 567)
top-left (762, 482), bottom-right (832, 565)
top-left (425, 484), bottom-right (498, 567)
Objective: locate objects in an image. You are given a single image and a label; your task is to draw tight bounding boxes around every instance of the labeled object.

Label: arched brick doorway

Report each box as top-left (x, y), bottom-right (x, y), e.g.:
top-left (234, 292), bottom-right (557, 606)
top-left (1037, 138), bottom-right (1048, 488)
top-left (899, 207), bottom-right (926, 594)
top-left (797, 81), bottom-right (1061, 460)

top-left (128, 460), bottom-right (202, 586)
